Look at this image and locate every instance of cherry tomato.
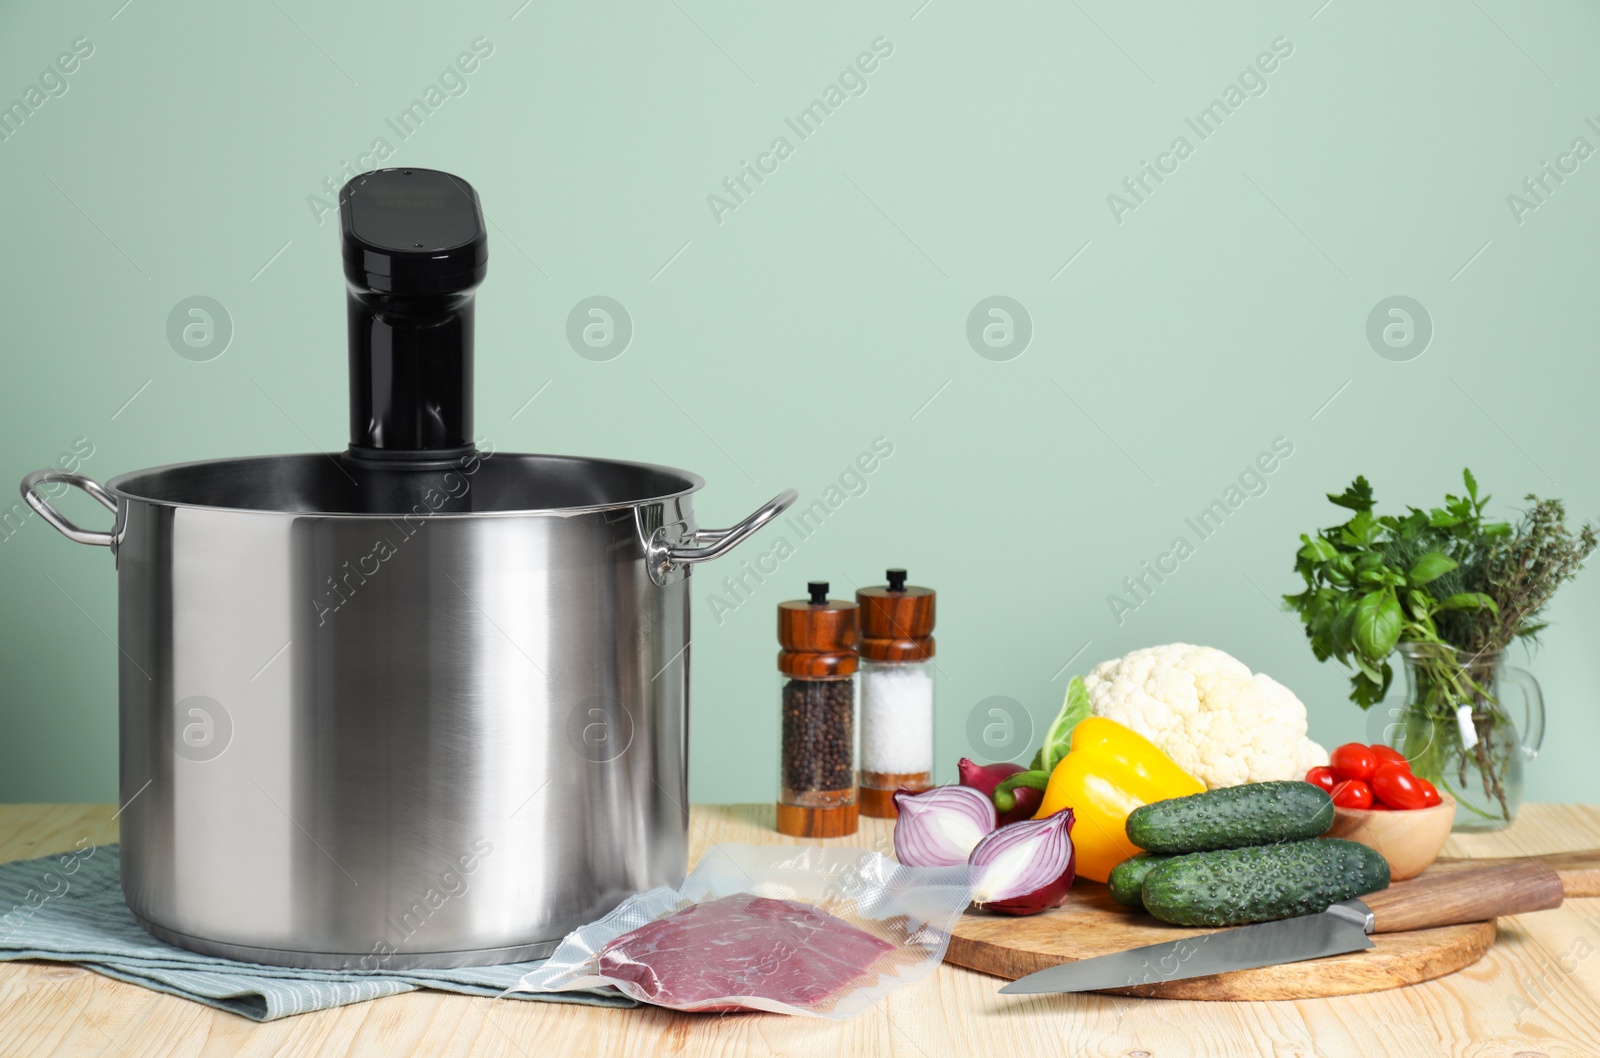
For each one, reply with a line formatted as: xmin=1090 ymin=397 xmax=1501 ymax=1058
xmin=1304 ymin=766 xmax=1336 ymax=793
xmin=1330 ymin=743 xmax=1377 ymax=783
xmin=1331 ymin=778 xmax=1374 ymax=810
xmin=1370 ymin=745 xmax=1411 ymax=771
xmin=1368 ymin=800 xmax=1391 ymax=810
xmin=1416 ymin=776 xmax=1443 ymax=807
xmin=1370 ymin=763 xmax=1428 ymax=810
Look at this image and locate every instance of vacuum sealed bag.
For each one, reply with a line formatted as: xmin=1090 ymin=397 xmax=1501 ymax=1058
xmin=509 ymin=843 xmax=975 ymax=1018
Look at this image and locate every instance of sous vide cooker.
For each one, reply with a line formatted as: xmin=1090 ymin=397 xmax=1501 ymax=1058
xmin=20 ymin=168 xmax=794 ymax=968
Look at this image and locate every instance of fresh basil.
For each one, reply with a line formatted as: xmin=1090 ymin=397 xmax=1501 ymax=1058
xmin=1286 ymin=468 xmax=1593 ymax=709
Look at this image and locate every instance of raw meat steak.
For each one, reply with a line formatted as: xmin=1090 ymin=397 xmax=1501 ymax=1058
xmin=596 ymin=894 xmax=894 ymax=1009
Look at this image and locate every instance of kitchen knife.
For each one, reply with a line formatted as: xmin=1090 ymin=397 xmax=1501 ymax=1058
xmin=999 ymin=861 xmax=1564 ymax=995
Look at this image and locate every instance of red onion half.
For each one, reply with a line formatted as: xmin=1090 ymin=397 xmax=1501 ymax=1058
xmin=957 ymin=758 xmax=1043 ymax=826
xmin=892 ymin=785 xmax=997 ymax=868
xmin=968 ymin=807 xmax=1076 ymax=916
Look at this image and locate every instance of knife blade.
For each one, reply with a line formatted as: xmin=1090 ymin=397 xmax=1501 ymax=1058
xmin=998 ymin=900 xmax=1376 ymax=995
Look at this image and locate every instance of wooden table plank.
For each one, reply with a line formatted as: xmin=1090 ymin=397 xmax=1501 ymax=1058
xmin=1 ymin=803 xmax=1597 ymax=1057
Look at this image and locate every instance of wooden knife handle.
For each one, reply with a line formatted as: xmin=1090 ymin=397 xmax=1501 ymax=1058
xmin=1364 ymin=862 xmax=1564 ymax=933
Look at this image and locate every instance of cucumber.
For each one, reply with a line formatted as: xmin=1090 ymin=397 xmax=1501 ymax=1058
xmin=1125 ymin=780 xmax=1334 ymax=854
xmin=1108 ymin=853 xmax=1172 ymax=909
xmin=1140 ymin=838 xmax=1390 ymax=927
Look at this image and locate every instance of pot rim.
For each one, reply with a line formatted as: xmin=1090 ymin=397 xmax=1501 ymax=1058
xmin=104 ymin=451 xmax=707 ymax=518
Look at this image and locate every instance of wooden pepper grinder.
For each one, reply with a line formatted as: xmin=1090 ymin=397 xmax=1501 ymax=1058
xmin=776 ymin=581 xmax=859 ymax=838
xmin=856 ymin=569 xmax=936 ymax=818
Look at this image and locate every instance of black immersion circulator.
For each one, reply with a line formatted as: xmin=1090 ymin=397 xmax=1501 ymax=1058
xmin=340 ymin=167 xmax=488 ymax=465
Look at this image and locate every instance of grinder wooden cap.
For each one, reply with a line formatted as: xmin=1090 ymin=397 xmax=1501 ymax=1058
xmin=777 ymin=581 xmax=859 ymax=678
xmin=857 ymin=568 xmax=935 ymax=662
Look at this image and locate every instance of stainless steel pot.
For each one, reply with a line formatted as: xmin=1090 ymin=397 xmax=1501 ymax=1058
xmin=21 ymin=458 xmax=791 ymax=968
xmin=18 ymin=168 xmax=794 ymax=968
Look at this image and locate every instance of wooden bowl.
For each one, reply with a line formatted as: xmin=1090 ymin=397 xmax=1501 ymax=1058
xmin=1324 ymin=795 xmax=1456 ymax=881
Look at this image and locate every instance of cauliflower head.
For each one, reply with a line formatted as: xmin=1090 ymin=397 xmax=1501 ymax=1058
xmin=1081 ymin=643 xmax=1327 ymax=788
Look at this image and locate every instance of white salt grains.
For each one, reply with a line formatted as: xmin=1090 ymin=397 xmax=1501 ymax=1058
xmin=860 ymin=662 xmax=934 ymax=776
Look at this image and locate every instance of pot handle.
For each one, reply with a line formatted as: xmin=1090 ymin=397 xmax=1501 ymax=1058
xmin=19 ymin=470 xmax=118 ymax=547
xmin=652 ymin=488 xmax=797 ymax=575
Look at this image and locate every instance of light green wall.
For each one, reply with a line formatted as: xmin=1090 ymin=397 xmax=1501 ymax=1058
xmin=3 ymin=1 xmax=1598 ymax=806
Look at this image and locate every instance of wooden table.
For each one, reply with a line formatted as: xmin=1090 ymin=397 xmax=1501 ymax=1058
xmin=2 ymin=803 xmax=1599 ymax=1057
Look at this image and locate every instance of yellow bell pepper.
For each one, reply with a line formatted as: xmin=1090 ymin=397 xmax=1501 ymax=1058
xmin=1033 ymin=717 xmax=1205 ymax=883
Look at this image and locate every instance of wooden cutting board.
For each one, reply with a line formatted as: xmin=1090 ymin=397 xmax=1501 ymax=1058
xmin=945 ymin=851 xmax=1600 ymax=1001
xmin=1432 ymin=849 xmax=1600 ymax=896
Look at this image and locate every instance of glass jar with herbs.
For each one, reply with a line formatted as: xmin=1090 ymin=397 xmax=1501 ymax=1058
xmin=1393 ymin=641 xmax=1544 ymax=829
xmin=1286 ymin=469 xmax=1593 ymax=831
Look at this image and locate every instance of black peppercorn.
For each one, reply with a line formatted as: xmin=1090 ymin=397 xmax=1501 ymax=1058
xmin=781 ymin=678 xmax=855 ymax=794
xmin=776 ymin=583 xmax=860 ymax=835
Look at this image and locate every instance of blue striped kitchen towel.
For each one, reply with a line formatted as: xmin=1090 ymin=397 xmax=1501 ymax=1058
xmin=0 ymin=844 xmax=634 ymax=1021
